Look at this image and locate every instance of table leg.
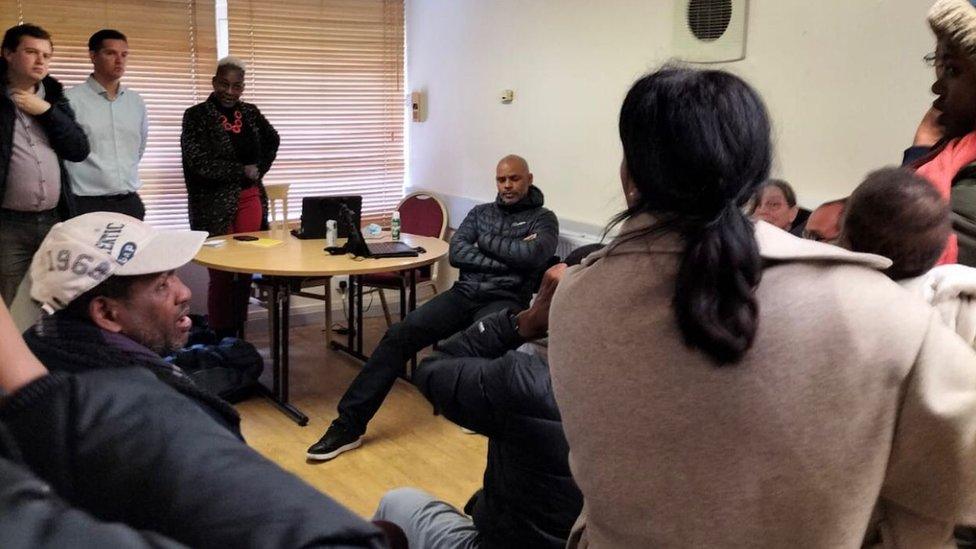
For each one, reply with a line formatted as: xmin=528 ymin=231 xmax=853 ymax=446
xmin=330 ymin=274 xmax=368 ymax=361
xmin=270 ymin=282 xmax=280 ymax=397
xmin=408 ymin=268 xmax=418 ymax=311
xmin=399 ymin=278 xmax=407 ymax=322
xmin=234 ymin=272 xmax=247 ymax=340
xmin=254 ymin=385 xmax=308 ymax=426
xmin=257 ymin=277 xmax=308 ymax=426
xmin=281 ymin=282 xmax=291 ymax=403
xmin=356 ymin=275 xmax=364 ymax=355
xmin=408 ymin=269 xmax=418 ymax=377
xmin=329 ymin=268 xmax=422 ymax=366
xmin=323 ymin=276 xmax=332 ymax=348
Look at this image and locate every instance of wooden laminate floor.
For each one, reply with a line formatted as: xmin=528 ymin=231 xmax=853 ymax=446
xmin=237 ymin=313 xmax=488 ymax=518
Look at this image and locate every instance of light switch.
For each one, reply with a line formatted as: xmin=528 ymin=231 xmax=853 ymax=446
xmin=411 ymin=91 xmax=427 ymax=122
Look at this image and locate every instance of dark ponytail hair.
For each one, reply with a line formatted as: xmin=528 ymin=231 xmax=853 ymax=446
xmin=614 ymin=66 xmax=772 ymax=364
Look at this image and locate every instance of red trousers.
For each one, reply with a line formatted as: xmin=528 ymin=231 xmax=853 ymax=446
xmin=208 ymin=187 xmax=263 ymax=332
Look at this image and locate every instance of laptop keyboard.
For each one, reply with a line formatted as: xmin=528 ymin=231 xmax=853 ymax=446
xmin=367 ymin=242 xmax=414 ymax=254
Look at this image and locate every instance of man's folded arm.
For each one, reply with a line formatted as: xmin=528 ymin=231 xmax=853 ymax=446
xmin=477 ymin=210 xmax=559 ymax=270
xmin=449 ymin=209 xmax=511 ymax=273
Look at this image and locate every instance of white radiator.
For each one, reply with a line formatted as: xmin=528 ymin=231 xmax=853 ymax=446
xmin=555 ymin=229 xmax=604 ymax=259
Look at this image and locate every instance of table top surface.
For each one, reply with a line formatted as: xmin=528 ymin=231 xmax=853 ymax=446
xmin=193 ymin=230 xmax=449 ymax=276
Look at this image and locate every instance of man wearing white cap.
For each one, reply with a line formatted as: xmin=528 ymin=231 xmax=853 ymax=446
xmin=21 ymin=211 xmax=240 ymax=433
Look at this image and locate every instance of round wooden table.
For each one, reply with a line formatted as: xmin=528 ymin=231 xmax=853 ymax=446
xmin=194 ymin=231 xmax=448 ymax=277
xmin=194 ymin=231 xmax=449 ymax=425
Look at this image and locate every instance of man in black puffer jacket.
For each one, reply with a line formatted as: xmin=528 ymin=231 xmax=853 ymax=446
xmin=373 ymin=246 xmax=602 ymax=549
xmin=309 ymin=154 xmax=559 ymax=461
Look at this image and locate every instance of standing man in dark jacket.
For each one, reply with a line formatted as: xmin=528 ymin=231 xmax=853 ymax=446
xmin=0 ymin=24 xmax=90 ymax=305
xmin=308 ymin=154 xmax=559 ymax=460
xmin=373 ymin=247 xmax=600 ymax=549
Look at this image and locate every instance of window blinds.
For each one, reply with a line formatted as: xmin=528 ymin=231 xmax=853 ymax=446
xmin=227 ymin=0 xmax=405 ymax=223
xmin=1 ymin=0 xmax=217 ymax=229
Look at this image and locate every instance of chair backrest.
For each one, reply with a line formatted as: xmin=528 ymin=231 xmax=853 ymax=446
xmin=265 ymin=184 xmax=290 ymax=225
xmin=397 ymin=192 xmax=447 ymax=239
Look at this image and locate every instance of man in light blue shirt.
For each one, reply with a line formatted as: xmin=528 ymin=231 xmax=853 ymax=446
xmin=65 ymin=29 xmax=148 ymax=219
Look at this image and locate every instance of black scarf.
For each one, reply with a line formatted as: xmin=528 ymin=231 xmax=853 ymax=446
xmin=24 ymin=314 xmax=242 ymax=438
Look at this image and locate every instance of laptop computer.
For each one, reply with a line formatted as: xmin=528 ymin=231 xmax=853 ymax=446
xmin=292 ymin=195 xmax=362 ymax=239
xmin=338 ymin=204 xmax=419 ymax=258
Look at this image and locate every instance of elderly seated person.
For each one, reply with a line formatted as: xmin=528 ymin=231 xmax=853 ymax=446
xmin=750 ymin=179 xmax=805 ymax=235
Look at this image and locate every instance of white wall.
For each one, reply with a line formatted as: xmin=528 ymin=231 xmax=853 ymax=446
xmin=406 ymin=0 xmax=937 ymax=229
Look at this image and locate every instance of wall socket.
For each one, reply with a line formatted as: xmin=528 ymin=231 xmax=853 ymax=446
xmin=337 ymin=280 xmax=348 ymax=294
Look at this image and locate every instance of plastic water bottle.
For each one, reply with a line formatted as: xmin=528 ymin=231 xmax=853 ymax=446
xmin=391 ymin=211 xmax=401 ymax=241
xmin=326 ymin=219 xmax=337 ymax=247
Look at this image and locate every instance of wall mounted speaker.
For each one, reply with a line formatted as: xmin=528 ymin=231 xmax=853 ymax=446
xmin=672 ymin=0 xmax=749 ymax=63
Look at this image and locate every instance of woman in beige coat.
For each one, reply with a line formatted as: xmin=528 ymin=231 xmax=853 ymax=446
xmin=548 ymin=67 xmax=976 ymax=548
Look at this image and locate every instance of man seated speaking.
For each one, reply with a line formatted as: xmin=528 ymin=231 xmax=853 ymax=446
xmin=308 ymin=154 xmax=560 ymax=460
xmin=22 ymin=211 xmax=241 ymax=434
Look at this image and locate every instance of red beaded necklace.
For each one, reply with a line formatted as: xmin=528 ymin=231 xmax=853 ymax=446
xmin=218 ymin=110 xmax=243 ymax=134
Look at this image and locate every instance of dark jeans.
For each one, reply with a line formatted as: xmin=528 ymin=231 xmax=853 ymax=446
xmin=0 ymin=208 xmax=58 ymax=306
xmin=335 ymin=285 xmax=524 ymax=436
xmin=73 ymin=193 xmax=145 ymax=220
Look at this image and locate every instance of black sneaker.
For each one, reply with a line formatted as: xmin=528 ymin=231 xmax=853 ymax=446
xmin=307 ymin=423 xmax=362 ymax=461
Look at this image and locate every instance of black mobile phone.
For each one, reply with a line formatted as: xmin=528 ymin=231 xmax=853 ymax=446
xmin=324 ymin=246 xmax=346 ymax=255
xmin=233 ymin=235 xmax=259 ymax=241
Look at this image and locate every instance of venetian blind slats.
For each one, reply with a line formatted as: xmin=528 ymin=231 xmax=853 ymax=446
xmin=227 ymin=0 xmax=405 ymax=223
xmin=1 ymin=0 xmax=217 ymax=229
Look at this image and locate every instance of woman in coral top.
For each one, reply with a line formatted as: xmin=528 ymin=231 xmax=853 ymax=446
xmin=910 ymin=0 xmax=976 ymax=266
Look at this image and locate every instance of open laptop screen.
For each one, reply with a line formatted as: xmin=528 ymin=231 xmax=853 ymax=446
xmin=294 ymin=195 xmax=362 ymax=239
xmin=338 ymin=204 xmax=418 ymax=258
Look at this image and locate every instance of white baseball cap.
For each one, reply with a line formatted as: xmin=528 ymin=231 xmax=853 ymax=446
xmin=30 ymin=212 xmax=207 ymax=313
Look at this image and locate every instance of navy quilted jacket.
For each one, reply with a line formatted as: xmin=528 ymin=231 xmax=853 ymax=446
xmin=449 ymin=185 xmax=559 ymax=303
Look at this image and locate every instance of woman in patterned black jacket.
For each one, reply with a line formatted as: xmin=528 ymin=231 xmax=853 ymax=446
xmin=180 ymin=56 xmax=279 ymax=338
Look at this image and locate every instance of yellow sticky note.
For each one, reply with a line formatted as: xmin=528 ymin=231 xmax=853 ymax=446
xmin=241 ymin=238 xmax=282 ymax=248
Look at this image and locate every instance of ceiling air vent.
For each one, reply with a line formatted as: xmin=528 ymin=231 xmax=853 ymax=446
xmin=688 ymin=0 xmax=732 ymax=41
xmin=673 ymin=0 xmax=748 ymax=63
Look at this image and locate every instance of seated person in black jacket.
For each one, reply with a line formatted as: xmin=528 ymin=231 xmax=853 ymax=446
xmin=372 ymin=245 xmax=603 ymax=549
xmin=308 ymin=155 xmax=560 ymax=460
xmin=21 ymin=211 xmax=241 ymax=435
xmin=0 ymin=298 xmax=386 ymax=549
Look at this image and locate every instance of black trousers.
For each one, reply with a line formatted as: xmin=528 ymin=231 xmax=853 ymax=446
xmin=335 ymin=285 xmax=524 ymax=436
xmin=73 ymin=193 xmax=145 ymax=220
xmin=0 ymin=208 xmax=58 ymax=305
